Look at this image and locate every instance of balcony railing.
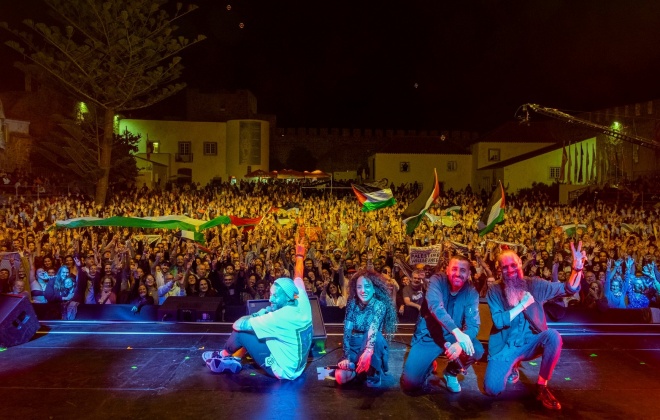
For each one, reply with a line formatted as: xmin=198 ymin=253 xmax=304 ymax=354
xmin=175 ymin=153 xmax=193 ymax=163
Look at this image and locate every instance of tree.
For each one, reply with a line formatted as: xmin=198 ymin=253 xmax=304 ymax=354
xmin=1 ymin=0 xmax=205 ymax=204
xmin=39 ymin=106 xmax=140 ymax=194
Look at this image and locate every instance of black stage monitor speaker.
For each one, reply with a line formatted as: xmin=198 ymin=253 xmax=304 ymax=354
xmin=0 ymin=295 xmax=40 ymax=347
xmin=308 ymin=296 xmax=327 ymax=340
xmin=246 ymin=299 xmax=270 ymax=315
xmin=157 ymin=297 xmax=223 ymax=322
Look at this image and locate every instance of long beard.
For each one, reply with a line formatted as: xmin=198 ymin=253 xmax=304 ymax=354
xmin=504 ymin=276 xmax=528 ymax=308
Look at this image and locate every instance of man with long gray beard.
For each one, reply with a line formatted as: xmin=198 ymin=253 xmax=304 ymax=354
xmin=483 ymin=242 xmax=586 ymax=410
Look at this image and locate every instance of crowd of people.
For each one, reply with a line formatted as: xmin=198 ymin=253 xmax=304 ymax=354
xmin=0 ymin=174 xmax=659 ymax=323
xmin=2 ymin=172 xmax=660 ymax=409
xmin=0 ymin=169 xmax=71 ymax=197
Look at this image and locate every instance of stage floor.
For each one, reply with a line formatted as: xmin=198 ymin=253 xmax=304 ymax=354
xmin=1 ymin=322 xmax=659 ymax=420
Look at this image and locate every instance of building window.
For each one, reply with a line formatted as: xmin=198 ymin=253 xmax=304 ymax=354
xmin=549 ymin=166 xmax=561 ymax=179
xmin=400 ymin=162 xmax=410 ymax=172
xmin=447 ymin=161 xmax=457 ymax=171
xmin=488 ymin=148 xmax=500 ymax=162
xmin=176 ymin=141 xmax=193 ymax=162
xmin=178 ymin=141 xmax=191 ymax=155
xmin=204 ymin=142 xmax=217 ymax=156
xmin=152 ymin=142 xmax=159 ymax=153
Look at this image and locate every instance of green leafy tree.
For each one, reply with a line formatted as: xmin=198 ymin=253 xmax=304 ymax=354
xmin=1 ymin=0 xmax=205 ymax=204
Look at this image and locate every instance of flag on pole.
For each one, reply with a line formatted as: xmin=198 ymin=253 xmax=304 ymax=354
xmin=477 ymin=181 xmax=505 ymax=236
xmin=559 ymin=143 xmax=568 ymax=183
xmin=351 ymin=184 xmax=397 ymax=212
xmin=401 ymin=169 xmax=440 ymax=235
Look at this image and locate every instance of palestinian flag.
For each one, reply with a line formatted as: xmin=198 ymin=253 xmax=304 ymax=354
xmin=179 ymin=230 xmax=206 ymax=244
xmin=620 ymin=223 xmax=639 ymax=234
xmin=351 ymin=184 xmax=397 ymax=212
xmin=558 ymin=223 xmax=587 ymax=237
xmin=54 ymin=215 xmax=205 ymax=231
xmin=401 ymin=169 xmax=440 ymax=235
xmin=54 ymin=214 xmax=263 ymax=232
xmin=424 ymin=212 xmax=460 ymax=227
xmin=270 ymin=202 xmax=300 ymax=225
xmin=477 ymin=181 xmax=505 ymax=236
xmin=271 ymin=202 xmax=301 ymax=214
xmin=442 ymin=205 xmax=461 ymax=215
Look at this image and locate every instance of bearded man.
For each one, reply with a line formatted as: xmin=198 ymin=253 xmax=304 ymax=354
xmin=400 ymin=255 xmax=482 ymax=393
xmin=203 ymin=240 xmax=312 ymax=380
xmin=483 ymin=241 xmax=586 ymax=410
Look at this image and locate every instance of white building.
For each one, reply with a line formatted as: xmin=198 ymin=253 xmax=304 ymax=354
xmin=119 ymin=118 xmax=270 ymax=188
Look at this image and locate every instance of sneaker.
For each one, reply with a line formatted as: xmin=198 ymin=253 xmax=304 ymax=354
xmin=536 ymin=385 xmax=562 ymax=410
xmin=206 ymin=356 xmax=242 ymax=374
xmin=443 ymin=372 xmax=461 ymax=393
xmin=365 ymin=372 xmax=382 ymax=388
xmin=507 ymin=365 xmax=520 ymax=384
xmin=202 ymin=351 xmax=221 ymax=363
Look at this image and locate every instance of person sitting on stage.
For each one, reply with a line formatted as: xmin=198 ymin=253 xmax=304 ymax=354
xmin=400 ymin=255 xmax=483 ymax=393
xmin=334 ymin=269 xmax=398 ymax=387
xmin=482 ymin=241 xmax=585 ymax=410
xmin=203 ymin=238 xmax=312 ymax=380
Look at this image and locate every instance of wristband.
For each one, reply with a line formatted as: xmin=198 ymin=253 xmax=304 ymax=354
xmin=296 ymin=254 xmax=304 ymax=258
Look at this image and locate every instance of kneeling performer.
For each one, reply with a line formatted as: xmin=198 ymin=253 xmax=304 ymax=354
xmin=483 ymin=241 xmax=585 ymax=410
xmin=400 ymin=255 xmax=483 ymax=393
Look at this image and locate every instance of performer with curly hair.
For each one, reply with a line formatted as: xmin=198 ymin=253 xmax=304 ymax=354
xmin=334 ymin=268 xmax=398 ymax=387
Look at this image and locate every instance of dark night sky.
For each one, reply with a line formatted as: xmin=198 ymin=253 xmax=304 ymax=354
xmin=2 ymin=0 xmax=660 ymax=131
